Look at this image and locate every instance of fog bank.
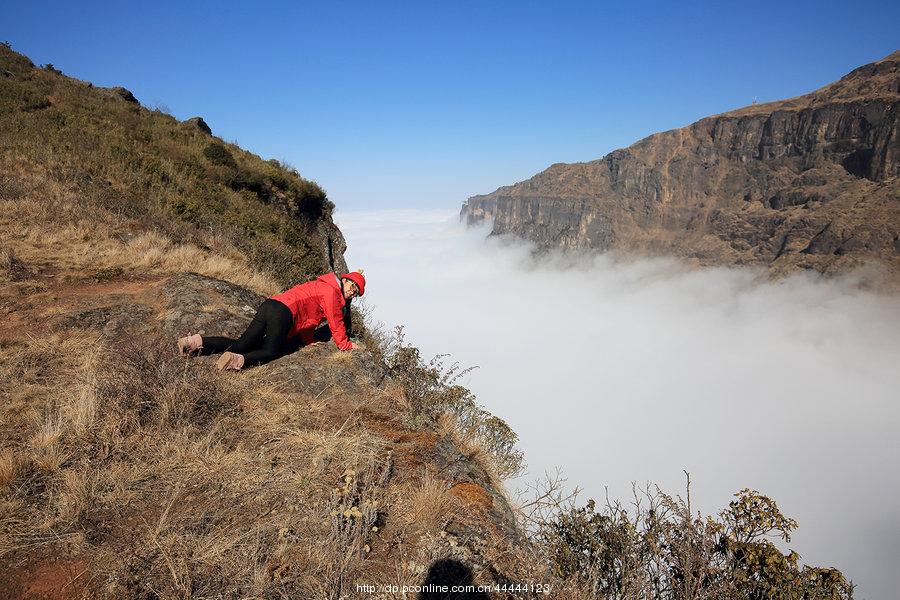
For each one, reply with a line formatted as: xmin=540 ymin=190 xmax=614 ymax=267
xmin=337 ymin=208 xmax=900 ymax=600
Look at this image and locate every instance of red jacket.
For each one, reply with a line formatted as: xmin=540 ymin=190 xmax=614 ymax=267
xmin=270 ymin=273 xmax=352 ymax=350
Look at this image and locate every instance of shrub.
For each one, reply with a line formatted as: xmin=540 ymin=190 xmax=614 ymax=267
xmin=327 ymin=453 xmax=392 ymax=562
xmin=296 ymin=178 xmax=329 ymax=220
xmin=20 ymin=93 xmax=50 ymax=112
xmin=537 ymin=481 xmax=854 ymax=599
xmin=202 ymin=142 xmax=237 ymax=168
xmin=227 ymin=168 xmax=267 ymax=197
xmin=167 ymin=195 xmax=202 ymax=222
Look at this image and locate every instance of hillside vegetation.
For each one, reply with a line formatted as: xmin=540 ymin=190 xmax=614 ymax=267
xmin=0 ymin=42 xmax=343 ymax=291
xmin=0 ymin=44 xmax=855 ymax=599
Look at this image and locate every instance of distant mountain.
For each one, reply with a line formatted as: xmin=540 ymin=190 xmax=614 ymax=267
xmin=462 ymin=51 xmax=900 ymax=284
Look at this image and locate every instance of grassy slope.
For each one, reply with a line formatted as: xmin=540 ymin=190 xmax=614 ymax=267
xmin=0 ymin=44 xmax=539 ymax=599
xmin=0 ymin=44 xmax=336 ymax=290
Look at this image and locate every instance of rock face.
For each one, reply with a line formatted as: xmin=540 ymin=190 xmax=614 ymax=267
xmin=183 ymin=116 xmax=212 ymax=135
xmin=100 ymin=86 xmax=139 ymax=104
xmin=318 ymin=218 xmax=350 ymax=273
xmin=462 ymin=51 xmax=900 ymax=282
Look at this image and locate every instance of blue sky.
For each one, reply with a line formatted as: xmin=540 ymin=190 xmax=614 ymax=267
xmin=3 ymin=1 xmax=898 ymax=210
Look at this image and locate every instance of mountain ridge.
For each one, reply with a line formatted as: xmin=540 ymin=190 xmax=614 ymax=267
xmin=462 ymin=50 xmax=900 ymax=286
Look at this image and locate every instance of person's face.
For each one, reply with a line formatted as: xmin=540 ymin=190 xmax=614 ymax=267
xmin=342 ymin=279 xmax=360 ymax=300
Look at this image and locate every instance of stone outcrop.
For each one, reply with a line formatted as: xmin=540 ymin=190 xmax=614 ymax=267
xmin=183 ymin=116 xmax=212 ymax=135
xmin=99 ymin=86 xmax=139 ymax=104
xmin=318 ymin=218 xmax=350 ymax=273
xmin=462 ymin=51 xmax=900 ymax=283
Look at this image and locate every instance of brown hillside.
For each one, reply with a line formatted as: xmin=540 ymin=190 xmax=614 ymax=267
xmin=0 ymin=257 xmax=525 ymax=598
xmin=0 ymin=43 xmax=529 ymax=598
xmin=0 ymin=43 xmax=347 ymax=289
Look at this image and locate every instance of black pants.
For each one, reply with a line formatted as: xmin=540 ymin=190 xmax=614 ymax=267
xmin=201 ymin=299 xmax=299 ymax=367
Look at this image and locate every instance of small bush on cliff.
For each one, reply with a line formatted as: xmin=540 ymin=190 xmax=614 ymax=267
xmin=371 ymin=325 xmax=524 ymax=479
xmin=532 ymin=478 xmax=854 ymax=600
xmin=202 ymin=141 xmax=237 ymax=168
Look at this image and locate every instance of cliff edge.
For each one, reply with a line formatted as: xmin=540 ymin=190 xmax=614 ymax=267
xmin=0 ymin=44 xmax=523 ymax=598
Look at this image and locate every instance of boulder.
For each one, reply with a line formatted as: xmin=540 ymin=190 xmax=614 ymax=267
xmin=183 ymin=116 xmax=212 ymax=135
xmin=100 ymin=86 xmax=139 ymax=104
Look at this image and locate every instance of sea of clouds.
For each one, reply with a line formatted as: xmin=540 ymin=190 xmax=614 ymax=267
xmin=336 ymin=208 xmax=900 ymax=600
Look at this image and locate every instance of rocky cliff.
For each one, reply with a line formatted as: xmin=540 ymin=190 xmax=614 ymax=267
xmin=462 ymin=51 xmax=900 ymax=283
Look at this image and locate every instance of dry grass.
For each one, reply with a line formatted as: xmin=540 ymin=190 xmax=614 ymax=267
xmin=31 ymin=414 xmax=63 ymax=450
xmin=393 ymin=471 xmax=462 ymax=540
xmin=0 ymin=194 xmax=279 ymax=295
xmin=0 ymin=247 xmax=466 ymax=597
xmin=31 ymin=443 xmax=69 ymax=475
xmin=0 ymin=332 xmax=99 ymax=447
xmin=0 ymin=450 xmax=18 ymax=489
xmin=0 ymin=326 xmax=416 ymax=597
xmin=63 ymin=376 xmax=98 ymax=441
xmin=120 ymin=231 xmax=279 ymax=294
xmin=0 ymin=324 xmax=524 ymax=597
xmin=54 ymin=469 xmax=98 ymax=524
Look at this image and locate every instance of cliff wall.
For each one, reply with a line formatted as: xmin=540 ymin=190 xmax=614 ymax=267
xmin=462 ymin=51 xmax=900 ymax=281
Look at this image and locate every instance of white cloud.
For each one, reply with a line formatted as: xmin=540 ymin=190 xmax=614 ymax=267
xmin=337 ymin=208 xmax=900 ymax=600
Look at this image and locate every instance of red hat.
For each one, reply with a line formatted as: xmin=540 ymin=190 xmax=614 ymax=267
xmin=341 ymin=271 xmax=366 ymax=296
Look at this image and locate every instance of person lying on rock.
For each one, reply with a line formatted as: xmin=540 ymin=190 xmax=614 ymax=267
xmin=176 ymin=270 xmax=366 ymax=371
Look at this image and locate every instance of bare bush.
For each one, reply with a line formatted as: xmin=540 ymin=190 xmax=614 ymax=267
xmin=315 ymin=450 xmax=393 ymax=598
xmin=531 ymin=474 xmax=854 ymax=600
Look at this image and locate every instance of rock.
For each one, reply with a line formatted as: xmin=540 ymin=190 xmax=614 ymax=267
xmin=319 ymin=220 xmax=349 ymax=273
xmin=183 ymin=116 xmax=212 ymax=135
xmin=159 ymin=272 xmax=264 ymax=338
xmin=100 ymin=86 xmax=139 ymax=104
xmin=433 ymin=435 xmax=521 ymax=545
xmin=461 ymin=50 xmax=900 ymax=284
